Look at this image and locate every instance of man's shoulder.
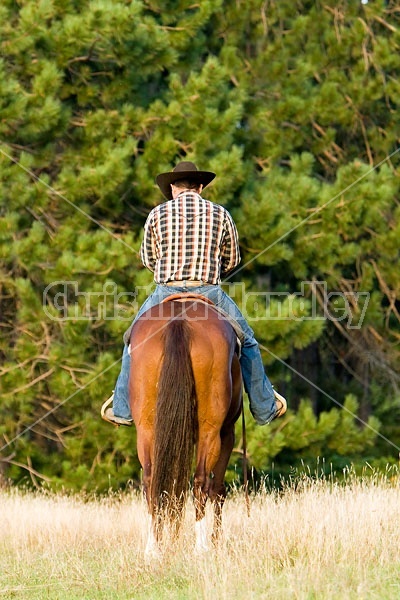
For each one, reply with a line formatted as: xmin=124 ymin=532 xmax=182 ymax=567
xmin=200 ymin=196 xmax=230 ymax=214
xmin=210 ymin=201 xmax=234 ymax=221
xmin=147 ymin=200 xmax=169 ymax=218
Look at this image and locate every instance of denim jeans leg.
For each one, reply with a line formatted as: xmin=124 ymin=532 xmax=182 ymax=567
xmin=112 ymin=344 xmax=132 ymax=419
xmin=239 ymin=338 xmax=276 ymax=425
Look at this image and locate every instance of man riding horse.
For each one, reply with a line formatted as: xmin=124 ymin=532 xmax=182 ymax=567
xmin=101 ymin=161 xmax=287 ymax=426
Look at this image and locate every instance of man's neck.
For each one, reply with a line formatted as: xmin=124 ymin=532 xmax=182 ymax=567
xmin=173 ymin=189 xmax=200 ymax=198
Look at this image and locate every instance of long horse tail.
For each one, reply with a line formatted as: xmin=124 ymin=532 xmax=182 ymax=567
xmin=151 ymin=311 xmax=197 ymax=526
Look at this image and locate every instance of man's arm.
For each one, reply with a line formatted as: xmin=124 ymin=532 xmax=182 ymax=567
xmin=140 ymin=213 xmax=157 ymax=272
xmin=220 ymin=211 xmax=241 ymax=277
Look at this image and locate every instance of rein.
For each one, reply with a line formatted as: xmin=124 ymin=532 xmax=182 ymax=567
xmin=241 ymin=402 xmax=251 ymax=517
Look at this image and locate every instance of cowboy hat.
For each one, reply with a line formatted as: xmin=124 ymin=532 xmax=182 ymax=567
xmin=156 ymin=161 xmax=216 ymax=199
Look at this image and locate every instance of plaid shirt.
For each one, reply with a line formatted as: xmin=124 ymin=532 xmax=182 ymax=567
xmin=140 ymin=191 xmax=240 ymax=284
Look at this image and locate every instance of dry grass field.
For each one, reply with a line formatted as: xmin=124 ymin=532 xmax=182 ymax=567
xmin=1 ymin=472 xmax=400 ymax=599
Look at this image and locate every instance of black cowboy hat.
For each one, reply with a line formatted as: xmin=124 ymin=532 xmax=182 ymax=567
xmin=155 ymin=161 xmax=216 ymax=200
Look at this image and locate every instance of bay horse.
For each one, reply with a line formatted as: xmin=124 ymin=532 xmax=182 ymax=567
xmin=128 ymin=295 xmax=242 ymax=556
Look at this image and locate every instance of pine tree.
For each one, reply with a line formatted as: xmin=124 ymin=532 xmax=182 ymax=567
xmin=1 ymin=0 xmax=399 ymax=490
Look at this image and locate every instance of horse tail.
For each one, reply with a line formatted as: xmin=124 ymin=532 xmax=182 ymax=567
xmin=151 ymin=312 xmax=197 ymax=524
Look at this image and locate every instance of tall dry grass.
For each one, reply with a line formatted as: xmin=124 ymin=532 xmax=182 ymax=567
xmin=1 ymin=471 xmax=400 ymax=599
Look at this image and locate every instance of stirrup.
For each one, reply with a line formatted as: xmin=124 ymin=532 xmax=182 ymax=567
xmin=273 ymin=390 xmax=287 ymax=419
xmin=101 ymin=394 xmax=114 ymax=419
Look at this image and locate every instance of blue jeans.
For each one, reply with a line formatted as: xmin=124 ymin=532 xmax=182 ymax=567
xmin=113 ymin=284 xmax=276 ymax=425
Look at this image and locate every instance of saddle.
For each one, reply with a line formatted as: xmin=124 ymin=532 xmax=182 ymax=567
xmin=123 ymin=293 xmax=244 ymax=351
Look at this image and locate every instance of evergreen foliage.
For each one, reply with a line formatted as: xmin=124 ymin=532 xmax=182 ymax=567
xmin=0 ymin=0 xmax=399 ymax=491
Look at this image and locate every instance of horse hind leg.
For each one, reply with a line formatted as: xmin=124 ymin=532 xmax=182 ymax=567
xmin=208 ymin=428 xmax=235 ymax=544
xmin=193 ymin=459 xmax=209 ymax=553
xmin=143 ymin=475 xmax=161 ymax=560
xmin=196 ymin=474 xmax=225 ymax=549
xmin=139 ymin=442 xmax=163 ymax=560
xmin=145 ymin=481 xmax=181 ymax=559
xmin=194 ymin=447 xmax=220 ymax=554
xmin=145 ymin=516 xmax=160 ymax=560
xmin=145 ymin=498 xmax=165 ymax=560
xmin=193 ymin=430 xmax=224 ymax=553
xmin=194 ymin=500 xmax=209 ymax=554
